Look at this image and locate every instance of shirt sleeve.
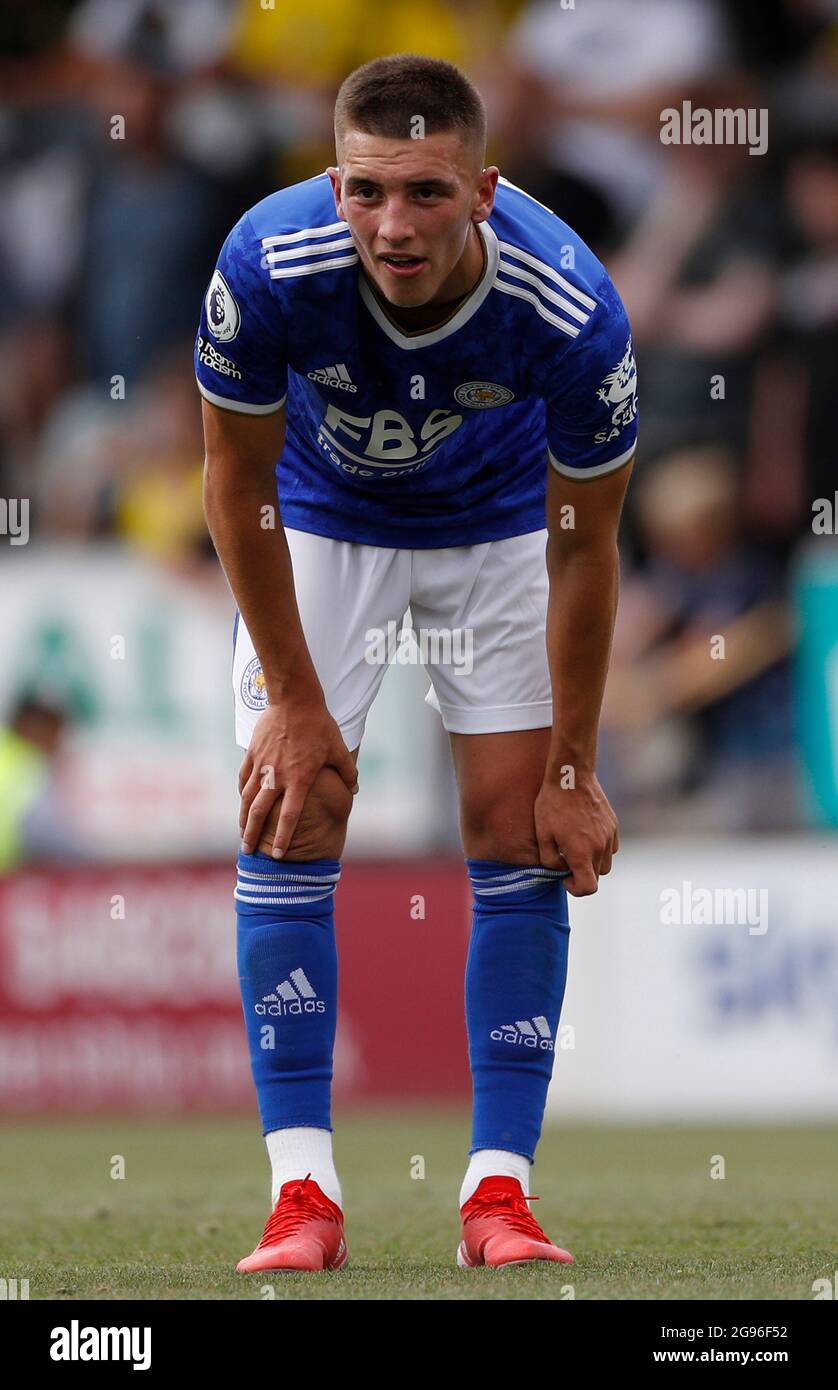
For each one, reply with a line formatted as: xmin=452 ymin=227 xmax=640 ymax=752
xmin=544 ymin=274 xmax=638 ymax=478
xmin=194 ymin=210 xmax=288 ymax=415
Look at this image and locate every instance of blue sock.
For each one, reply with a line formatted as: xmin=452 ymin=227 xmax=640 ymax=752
xmin=465 ymin=860 xmax=571 ymax=1162
xmin=235 ymin=852 xmax=341 ymax=1135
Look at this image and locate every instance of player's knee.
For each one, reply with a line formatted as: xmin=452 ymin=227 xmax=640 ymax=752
xmin=460 ymin=795 xmax=541 ymax=866
xmin=258 ymin=767 xmax=353 ymax=861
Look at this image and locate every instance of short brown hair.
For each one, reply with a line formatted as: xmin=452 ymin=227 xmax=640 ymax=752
xmin=334 ymin=53 xmax=486 ymax=164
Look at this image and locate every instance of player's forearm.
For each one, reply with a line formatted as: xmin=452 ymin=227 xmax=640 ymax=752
xmin=544 ymin=540 xmax=619 ymax=778
xmin=203 ymin=466 xmax=322 ymax=705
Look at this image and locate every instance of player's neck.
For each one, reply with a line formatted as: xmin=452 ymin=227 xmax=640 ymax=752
xmin=368 ymin=224 xmax=487 ymax=335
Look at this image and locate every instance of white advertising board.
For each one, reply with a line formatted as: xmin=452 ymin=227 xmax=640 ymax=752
xmin=0 ymin=547 xmax=442 ymax=857
xmin=549 ymin=838 xmax=838 ymax=1120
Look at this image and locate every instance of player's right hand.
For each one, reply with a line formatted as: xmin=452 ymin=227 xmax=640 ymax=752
xmin=238 ymin=697 xmax=358 ymax=858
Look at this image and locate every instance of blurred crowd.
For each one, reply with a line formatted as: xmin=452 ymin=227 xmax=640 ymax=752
xmin=2 ymin=0 xmax=837 ymax=835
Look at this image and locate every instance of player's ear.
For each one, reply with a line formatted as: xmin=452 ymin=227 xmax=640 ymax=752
xmin=326 ymin=166 xmax=343 ymax=214
xmin=472 ymin=166 xmax=498 ymax=223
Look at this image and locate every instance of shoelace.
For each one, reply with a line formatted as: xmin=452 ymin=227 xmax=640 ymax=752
xmin=463 ymin=1190 xmax=551 ymax=1241
xmin=256 ymin=1173 xmax=339 ymax=1248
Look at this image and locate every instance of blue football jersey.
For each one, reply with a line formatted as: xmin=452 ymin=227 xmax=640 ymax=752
xmin=195 ymin=173 xmax=637 ymax=547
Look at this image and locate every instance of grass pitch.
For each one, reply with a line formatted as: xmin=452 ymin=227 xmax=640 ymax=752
xmin=1 ymin=1111 xmax=835 ymax=1300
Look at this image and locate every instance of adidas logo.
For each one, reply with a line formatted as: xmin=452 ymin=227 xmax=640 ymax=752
xmin=307 ymin=362 xmax=357 ymax=392
xmin=491 ymin=1017 xmax=554 ymax=1050
xmin=255 ymin=968 xmax=326 ymax=1017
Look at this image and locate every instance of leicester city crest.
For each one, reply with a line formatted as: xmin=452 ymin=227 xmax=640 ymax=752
xmin=240 ymin=656 xmax=268 ymax=711
xmin=454 ymin=381 xmax=515 ymax=408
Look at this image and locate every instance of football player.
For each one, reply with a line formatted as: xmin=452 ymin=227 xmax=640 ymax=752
xmin=197 ymin=53 xmax=636 ymax=1272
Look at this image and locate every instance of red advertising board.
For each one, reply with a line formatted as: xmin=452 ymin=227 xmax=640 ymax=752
xmin=0 ymin=861 xmax=471 ymax=1112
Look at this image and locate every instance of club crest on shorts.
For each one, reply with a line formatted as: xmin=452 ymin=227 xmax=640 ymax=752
xmin=240 ymin=656 xmax=268 ymax=711
xmin=205 ymin=269 xmax=241 ymax=343
xmin=454 ymin=381 xmax=515 ymax=408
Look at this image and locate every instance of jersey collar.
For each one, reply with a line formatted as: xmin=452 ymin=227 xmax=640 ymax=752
xmin=357 ymin=220 xmax=499 ymax=351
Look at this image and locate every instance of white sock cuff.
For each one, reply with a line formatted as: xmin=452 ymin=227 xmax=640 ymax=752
xmin=265 ymin=1125 xmax=342 ymax=1210
xmin=460 ymin=1147 xmax=532 ymax=1207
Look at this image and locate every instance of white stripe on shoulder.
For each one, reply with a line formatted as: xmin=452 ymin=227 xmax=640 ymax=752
xmin=498 ymin=241 xmax=597 ymax=312
xmin=497 ymin=174 xmax=560 ymax=219
xmin=497 ymin=258 xmax=589 ymax=325
xmin=261 ymin=220 xmax=348 ymax=247
xmin=265 ymin=236 xmax=355 ymax=264
xmin=493 ymin=278 xmax=580 ymax=337
xmin=197 ymin=380 xmax=287 ymax=414
xmin=268 ymin=253 xmax=358 ymax=280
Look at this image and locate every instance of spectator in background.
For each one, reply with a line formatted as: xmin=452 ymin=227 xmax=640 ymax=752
xmin=603 ymin=445 xmax=796 ymax=832
xmin=604 ymin=120 xmax=781 ymax=467
xmin=781 ymin=137 xmax=838 ymax=509
xmin=744 ymin=136 xmax=838 ymax=541
xmin=31 ymin=342 xmax=216 ymax=566
xmin=0 ymin=0 xmax=251 ymax=498
xmin=112 ymin=348 xmax=216 ymax=573
xmin=495 ymin=0 xmax=734 ymax=249
xmin=0 ymin=695 xmax=89 ymax=872
xmin=224 ymin=0 xmax=522 ymax=182
xmin=69 ymin=59 xmax=228 ymax=387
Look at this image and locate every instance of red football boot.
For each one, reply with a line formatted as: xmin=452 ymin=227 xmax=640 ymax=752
xmin=457 ymin=1176 xmax=574 ymax=1268
xmin=236 ymin=1173 xmax=348 ymax=1273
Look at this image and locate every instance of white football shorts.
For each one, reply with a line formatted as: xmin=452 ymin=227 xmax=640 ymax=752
xmin=233 ymin=527 xmax=553 ymax=750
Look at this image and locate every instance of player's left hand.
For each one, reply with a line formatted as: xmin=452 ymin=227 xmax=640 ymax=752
xmin=533 ymin=770 xmax=619 ymax=896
